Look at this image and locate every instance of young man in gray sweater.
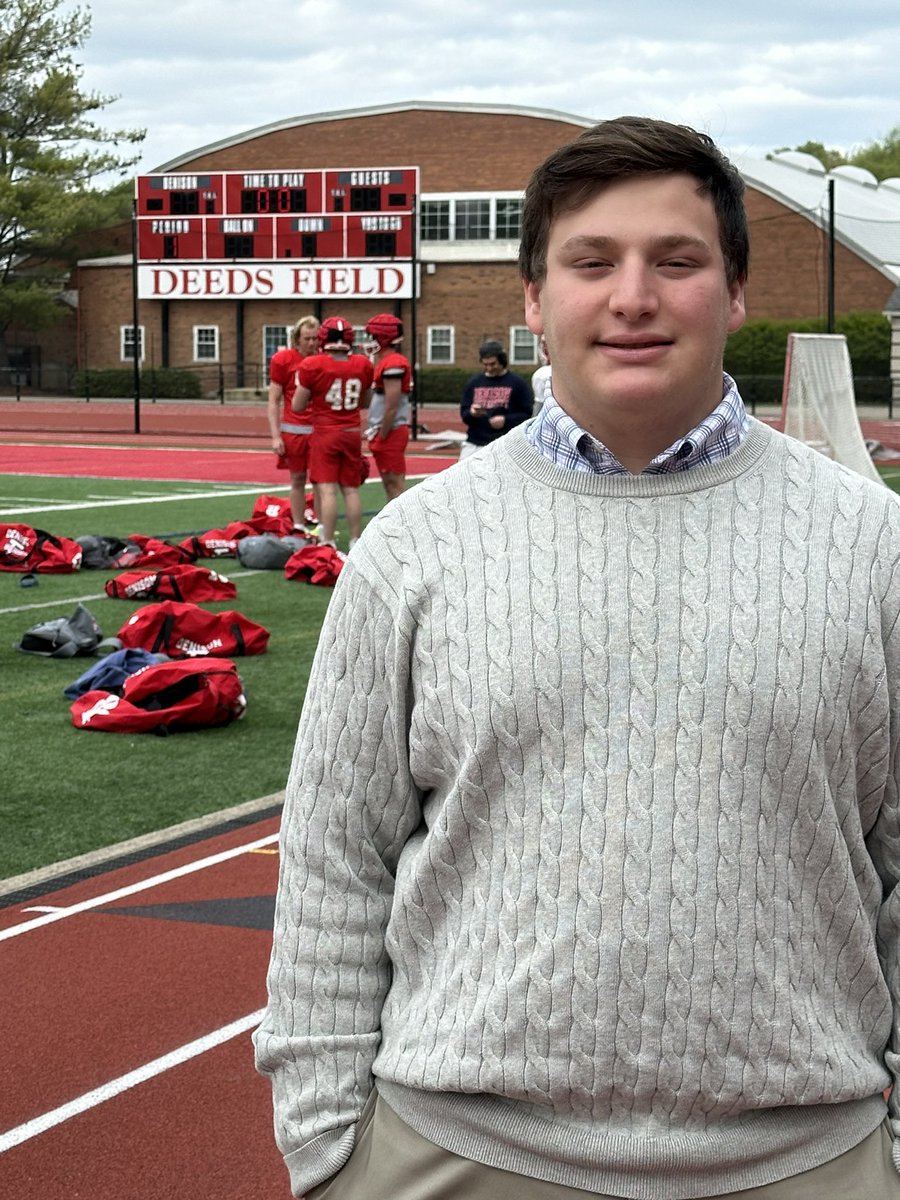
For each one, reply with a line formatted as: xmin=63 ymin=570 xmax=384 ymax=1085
xmin=255 ymin=117 xmax=900 ymax=1199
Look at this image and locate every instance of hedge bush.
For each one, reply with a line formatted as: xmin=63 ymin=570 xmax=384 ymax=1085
xmin=74 ymin=367 xmax=203 ymax=400
xmin=413 ymin=367 xmax=472 ymax=407
xmin=725 ymin=312 xmax=890 ymax=377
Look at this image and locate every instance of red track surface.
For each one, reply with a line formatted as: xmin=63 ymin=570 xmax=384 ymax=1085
xmin=0 ymin=815 xmax=287 ymax=1200
xmin=0 ymin=442 xmax=456 ymax=483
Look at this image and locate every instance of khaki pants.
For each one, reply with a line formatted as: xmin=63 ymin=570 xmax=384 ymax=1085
xmin=308 ymin=1092 xmax=899 ymax=1200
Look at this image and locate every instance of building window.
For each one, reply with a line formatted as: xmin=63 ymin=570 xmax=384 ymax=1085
xmin=510 ymin=326 xmax=538 ymax=366
xmin=193 ymin=326 xmax=219 ymax=362
xmin=120 ymin=325 xmax=144 ymax=362
xmin=496 ymin=199 xmax=522 ymax=240
xmin=455 ymin=199 xmax=491 ymax=241
xmin=420 ymin=200 xmax=450 ymax=241
xmin=263 ymin=326 xmax=289 ymax=382
xmin=427 ymin=326 xmax=455 ymax=365
xmin=420 ymin=196 xmax=522 ymax=243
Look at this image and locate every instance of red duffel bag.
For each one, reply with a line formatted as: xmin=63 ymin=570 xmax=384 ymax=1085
xmin=71 ymin=657 xmax=247 ymax=734
xmin=0 ymin=524 xmax=82 ymax=573
xmin=105 ymin=564 xmax=237 ymax=603
xmin=115 ymin=600 xmax=269 ymax=658
xmin=284 ymin=544 xmax=346 ymax=587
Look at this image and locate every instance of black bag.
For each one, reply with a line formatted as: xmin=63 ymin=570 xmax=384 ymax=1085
xmin=17 ymin=603 xmax=105 ymax=658
xmin=75 ymin=535 xmax=138 ymax=570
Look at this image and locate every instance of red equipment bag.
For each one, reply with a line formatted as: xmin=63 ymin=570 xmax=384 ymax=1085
xmin=0 ymin=524 xmax=83 ymax=573
xmin=284 ymin=544 xmax=346 ymax=587
xmin=116 ymin=534 xmax=195 ymax=568
xmin=252 ymin=491 xmax=317 ymax=526
xmin=178 ymin=522 xmax=260 ymax=559
xmin=248 ymin=495 xmax=295 ymax=535
xmin=105 ymin=564 xmax=237 ymax=603
xmin=116 ymin=600 xmax=269 ymax=658
xmin=71 ymin=657 xmax=246 ymax=735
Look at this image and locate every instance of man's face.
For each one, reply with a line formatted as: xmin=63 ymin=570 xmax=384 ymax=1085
xmin=524 ymin=173 xmax=745 ymax=436
xmin=480 ymin=356 xmax=505 ymax=377
xmin=298 ymin=327 xmax=318 ymax=356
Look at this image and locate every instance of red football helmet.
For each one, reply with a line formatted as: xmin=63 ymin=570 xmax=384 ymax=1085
xmin=317 ymin=316 xmax=356 ymax=351
xmin=365 ymin=313 xmax=404 ymax=350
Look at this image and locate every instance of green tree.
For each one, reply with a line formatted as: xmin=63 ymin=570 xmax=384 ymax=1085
xmin=849 ymin=127 xmax=900 ymax=181
xmin=773 ymin=131 xmax=900 ymax=181
xmin=0 ymin=0 xmax=144 ymax=334
xmin=792 ymin=140 xmax=848 ymax=171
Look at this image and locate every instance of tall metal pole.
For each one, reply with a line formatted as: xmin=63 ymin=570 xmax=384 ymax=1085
xmin=827 ymin=178 xmax=836 ymax=334
xmin=130 ymin=198 xmax=141 ymax=434
xmin=409 ymin=193 xmax=419 ymax=440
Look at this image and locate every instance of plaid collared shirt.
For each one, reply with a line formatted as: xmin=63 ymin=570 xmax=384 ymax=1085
xmin=524 ymin=374 xmax=749 ymax=475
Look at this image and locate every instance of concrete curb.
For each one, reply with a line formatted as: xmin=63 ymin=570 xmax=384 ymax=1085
xmin=0 ymin=791 xmax=284 ymax=899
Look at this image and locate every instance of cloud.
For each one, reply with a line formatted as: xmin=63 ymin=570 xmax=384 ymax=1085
xmin=75 ymin=0 xmax=900 ymax=172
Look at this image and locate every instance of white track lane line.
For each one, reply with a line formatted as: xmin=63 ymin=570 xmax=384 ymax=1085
xmin=0 ymin=1007 xmax=266 ymax=1152
xmin=0 ymin=831 xmax=279 ymax=942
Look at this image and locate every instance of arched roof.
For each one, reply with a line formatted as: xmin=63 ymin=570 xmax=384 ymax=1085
xmin=155 ymin=100 xmax=595 ymax=172
xmin=155 ymin=102 xmax=900 ymax=285
xmin=732 ymin=149 xmax=900 ymax=284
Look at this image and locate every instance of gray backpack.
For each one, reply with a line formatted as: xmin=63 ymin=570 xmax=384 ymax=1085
xmin=236 ymin=533 xmax=308 ymax=570
xmin=17 ymin=603 xmax=106 ymax=658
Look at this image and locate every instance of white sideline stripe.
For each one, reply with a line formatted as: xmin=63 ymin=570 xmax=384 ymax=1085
xmin=0 ymin=484 xmax=288 ymax=517
xmin=0 ymin=831 xmax=279 ymax=942
xmin=0 ymin=1007 xmax=266 ymax=1153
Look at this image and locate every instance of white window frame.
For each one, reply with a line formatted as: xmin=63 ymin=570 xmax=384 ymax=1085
xmin=427 ymin=325 xmax=455 ymax=365
xmin=262 ymin=325 xmax=290 ymax=387
xmin=420 ymin=193 xmax=523 ymax=243
xmin=120 ymin=325 xmax=145 ymax=363
xmin=509 ymin=326 xmax=539 ymax=366
xmin=193 ymin=325 xmax=220 ymax=362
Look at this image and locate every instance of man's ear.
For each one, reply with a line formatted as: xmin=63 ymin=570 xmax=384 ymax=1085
xmin=727 ymin=279 xmax=746 ymax=334
xmin=524 ymin=279 xmax=543 ymax=335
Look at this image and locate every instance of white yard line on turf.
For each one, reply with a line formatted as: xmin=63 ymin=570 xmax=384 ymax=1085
xmin=0 ymin=484 xmax=288 ymax=517
xmin=0 ymin=1007 xmax=266 ymax=1153
xmin=0 ymin=831 xmax=279 ymax=942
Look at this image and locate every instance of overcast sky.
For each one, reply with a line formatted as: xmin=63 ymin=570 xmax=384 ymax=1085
xmin=73 ymin=0 xmax=900 ymax=177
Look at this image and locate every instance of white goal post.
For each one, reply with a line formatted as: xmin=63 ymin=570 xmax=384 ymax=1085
xmin=780 ymin=333 xmax=883 ymax=485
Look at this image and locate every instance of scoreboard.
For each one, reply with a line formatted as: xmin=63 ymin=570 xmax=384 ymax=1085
xmin=135 ymin=167 xmax=418 ymax=264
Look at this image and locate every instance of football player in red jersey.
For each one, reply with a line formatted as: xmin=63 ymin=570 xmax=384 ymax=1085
xmin=294 ymin=317 xmax=374 ymax=549
xmin=364 ymin=313 xmax=412 ymax=502
xmin=267 ymin=315 xmax=319 ymax=529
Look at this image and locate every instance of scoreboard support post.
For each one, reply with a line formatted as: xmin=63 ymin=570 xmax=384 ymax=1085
xmin=130 ymin=200 xmax=141 ymax=434
xmin=409 ymin=194 xmax=420 ymax=441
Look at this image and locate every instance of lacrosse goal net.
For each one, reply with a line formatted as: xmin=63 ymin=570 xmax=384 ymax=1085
xmin=780 ymin=333 xmax=882 ymax=484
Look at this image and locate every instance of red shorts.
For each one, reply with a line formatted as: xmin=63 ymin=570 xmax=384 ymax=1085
xmin=369 ymin=425 xmax=409 ymax=477
xmin=277 ymin=431 xmax=311 ymax=475
xmin=309 ymin=427 xmax=364 ymax=488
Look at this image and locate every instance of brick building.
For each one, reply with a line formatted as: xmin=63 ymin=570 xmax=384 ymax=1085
xmin=16 ymin=103 xmax=900 ymax=393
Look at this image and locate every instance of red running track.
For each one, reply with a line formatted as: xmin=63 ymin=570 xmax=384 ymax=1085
xmin=0 ymin=442 xmax=457 ymax=484
xmin=0 ymin=814 xmax=290 ymax=1200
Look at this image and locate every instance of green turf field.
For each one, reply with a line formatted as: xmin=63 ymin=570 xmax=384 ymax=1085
xmin=4 ymin=466 xmax=900 ymax=882
xmin=0 ymin=475 xmax=389 ymax=880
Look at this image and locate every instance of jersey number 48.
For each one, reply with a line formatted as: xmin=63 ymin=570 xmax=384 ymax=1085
xmin=325 ymin=378 xmax=362 ymax=411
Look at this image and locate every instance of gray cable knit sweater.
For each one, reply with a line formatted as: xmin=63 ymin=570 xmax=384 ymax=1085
xmin=255 ymin=420 xmax=900 ymax=1198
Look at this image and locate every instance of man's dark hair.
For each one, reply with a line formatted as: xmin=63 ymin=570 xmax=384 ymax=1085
xmin=518 ymin=115 xmax=749 ymax=287
xmin=479 ymin=339 xmax=508 ymax=368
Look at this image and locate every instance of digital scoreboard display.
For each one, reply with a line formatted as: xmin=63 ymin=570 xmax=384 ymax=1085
xmin=135 ymin=167 xmax=418 ymax=262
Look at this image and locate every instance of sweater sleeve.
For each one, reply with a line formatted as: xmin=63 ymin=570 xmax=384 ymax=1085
xmin=865 ymin=504 xmax=900 ymax=1173
xmin=253 ymin=560 xmax=422 ymax=1197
